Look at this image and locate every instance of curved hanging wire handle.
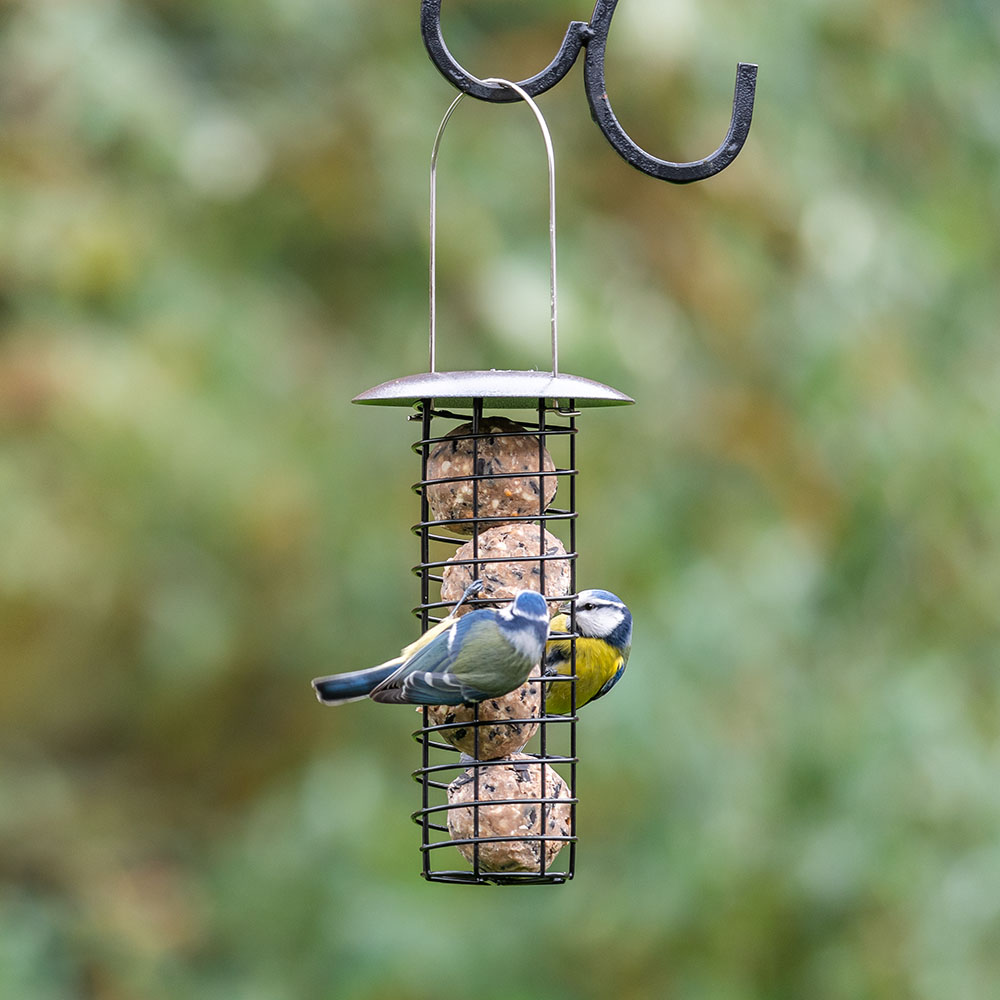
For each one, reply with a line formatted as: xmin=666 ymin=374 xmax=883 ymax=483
xmin=420 ymin=0 xmax=757 ymax=184
xmin=429 ymin=79 xmax=560 ymax=375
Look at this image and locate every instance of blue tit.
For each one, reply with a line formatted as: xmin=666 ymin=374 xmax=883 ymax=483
xmin=312 ymin=580 xmax=484 ymax=705
xmin=312 ymin=589 xmax=550 ymax=707
xmin=544 ymin=589 xmax=632 ymax=715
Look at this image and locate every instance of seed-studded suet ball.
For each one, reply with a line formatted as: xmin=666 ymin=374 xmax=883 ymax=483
xmin=447 ymin=753 xmax=572 ymax=872
xmin=426 ymin=417 xmax=557 ymax=536
xmin=425 ymin=679 xmax=542 ymax=759
xmin=441 ymin=523 xmax=571 ymax=613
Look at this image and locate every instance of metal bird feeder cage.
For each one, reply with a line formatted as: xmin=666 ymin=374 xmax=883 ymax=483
xmin=343 ymin=1 xmax=755 ymax=885
xmin=355 ymin=387 xmax=630 ymax=884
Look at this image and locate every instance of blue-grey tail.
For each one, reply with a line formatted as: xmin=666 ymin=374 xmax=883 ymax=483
xmin=312 ymin=660 xmax=400 ymax=706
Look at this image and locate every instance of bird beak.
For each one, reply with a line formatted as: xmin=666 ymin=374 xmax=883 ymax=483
xmin=555 ymin=599 xmax=572 ymax=616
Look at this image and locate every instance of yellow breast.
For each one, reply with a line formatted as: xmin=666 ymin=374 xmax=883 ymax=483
xmin=545 ymin=634 xmax=623 ymax=715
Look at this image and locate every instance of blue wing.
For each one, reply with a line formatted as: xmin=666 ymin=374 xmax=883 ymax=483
xmin=370 ymin=611 xmax=501 ymax=705
xmin=376 ymin=668 xmax=467 ymax=704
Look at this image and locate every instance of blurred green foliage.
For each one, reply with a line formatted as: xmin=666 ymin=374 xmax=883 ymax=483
xmin=3 ymin=0 xmax=1000 ymax=997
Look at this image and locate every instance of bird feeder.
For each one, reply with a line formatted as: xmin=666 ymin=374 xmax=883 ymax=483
xmin=343 ymin=1 xmax=756 ymax=885
xmin=355 ymin=385 xmax=630 ymax=884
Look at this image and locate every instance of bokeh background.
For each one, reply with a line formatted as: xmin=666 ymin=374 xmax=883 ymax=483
xmin=3 ymin=0 xmax=1000 ymax=996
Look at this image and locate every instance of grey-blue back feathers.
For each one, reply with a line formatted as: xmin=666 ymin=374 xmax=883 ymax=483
xmin=371 ymin=590 xmax=550 ymax=705
xmin=313 ymin=590 xmax=550 ymax=707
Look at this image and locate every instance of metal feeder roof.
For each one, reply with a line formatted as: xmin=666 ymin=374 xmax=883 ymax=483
xmin=353 ymin=370 xmax=634 ymax=409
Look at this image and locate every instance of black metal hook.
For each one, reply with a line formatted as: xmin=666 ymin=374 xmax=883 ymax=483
xmin=420 ymin=0 xmax=593 ymax=102
xmin=419 ymin=0 xmax=757 ymax=184
xmin=584 ymin=1 xmax=757 ymax=183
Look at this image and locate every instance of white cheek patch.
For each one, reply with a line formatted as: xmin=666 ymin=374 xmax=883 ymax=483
xmin=580 ymin=606 xmax=621 ymax=637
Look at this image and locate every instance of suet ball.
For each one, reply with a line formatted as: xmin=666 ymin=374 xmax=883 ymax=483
xmin=426 ymin=417 xmax=557 ymax=536
xmin=425 ymin=679 xmax=542 ymax=759
xmin=447 ymin=753 xmax=572 ymax=872
xmin=441 ymin=523 xmax=571 ymax=613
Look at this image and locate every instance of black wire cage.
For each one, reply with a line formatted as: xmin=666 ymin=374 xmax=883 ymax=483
xmin=354 ymin=374 xmax=632 ymax=884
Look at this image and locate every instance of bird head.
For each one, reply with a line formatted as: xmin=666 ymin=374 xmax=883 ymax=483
xmin=498 ymin=590 xmax=551 ymax=660
xmin=507 ymin=589 xmax=551 ymax=624
xmin=562 ymin=589 xmax=632 ymax=651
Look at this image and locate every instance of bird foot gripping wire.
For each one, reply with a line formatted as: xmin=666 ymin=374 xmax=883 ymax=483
xmin=420 ymin=0 xmax=757 ymax=184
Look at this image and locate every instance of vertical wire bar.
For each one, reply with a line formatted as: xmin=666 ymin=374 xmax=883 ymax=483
xmin=471 ymin=400 xmax=482 ymax=877
xmin=419 ymin=400 xmax=434 ymax=879
xmin=536 ymin=398 xmax=548 ymax=874
xmin=419 ymin=401 xmax=433 ymax=630
xmin=568 ymin=402 xmax=578 ymax=877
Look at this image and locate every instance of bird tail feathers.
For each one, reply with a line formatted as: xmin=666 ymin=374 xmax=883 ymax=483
xmin=312 ymin=659 xmax=401 ymax=706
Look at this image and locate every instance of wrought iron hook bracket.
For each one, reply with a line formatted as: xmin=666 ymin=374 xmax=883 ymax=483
xmin=420 ymin=0 xmax=757 ymax=184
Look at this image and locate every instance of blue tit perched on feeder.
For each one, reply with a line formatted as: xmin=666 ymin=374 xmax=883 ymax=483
xmin=312 ymin=580 xmax=482 ymax=704
xmin=313 ymin=589 xmax=550 ymax=707
xmin=544 ymin=590 xmax=632 ymax=715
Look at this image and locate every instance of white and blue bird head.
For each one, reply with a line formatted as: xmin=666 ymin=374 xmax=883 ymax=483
xmin=497 ymin=589 xmax=552 ymax=650
xmin=565 ymin=589 xmax=632 ymax=653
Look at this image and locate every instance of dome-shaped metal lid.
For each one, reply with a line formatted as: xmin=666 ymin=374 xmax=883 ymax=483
xmin=353 ymin=369 xmax=634 ymax=409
